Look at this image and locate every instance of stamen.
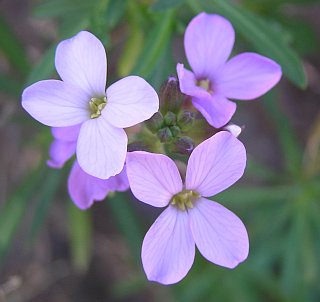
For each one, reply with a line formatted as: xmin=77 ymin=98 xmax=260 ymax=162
xmin=197 ymin=79 xmax=213 ymax=94
xmin=171 ymin=190 xmax=200 ymax=211
xmin=89 ymin=97 xmax=107 ymax=119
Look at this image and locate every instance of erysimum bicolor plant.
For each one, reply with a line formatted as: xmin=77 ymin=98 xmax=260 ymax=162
xmin=177 ymin=13 xmax=282 ymax=128
xmin=48 ymin=125 xmax=129 ymax=209
xmin=22 ymin=31 xmax=159 ymax=179
xmin=126 ymin=131 xmax=248 ymax=284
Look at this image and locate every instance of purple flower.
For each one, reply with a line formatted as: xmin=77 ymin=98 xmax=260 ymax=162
xmin=177 ymin=13 xmax=282 ymax=128
xmin=126 ymin=131 xmax=249 ymax=285
xmin=22 ymin=31 xmax=159 ymax=179
xmin=68 ymin=160 xmax=129 ymax=210
xmin=47 ymin=125 xmax=129 ymax=209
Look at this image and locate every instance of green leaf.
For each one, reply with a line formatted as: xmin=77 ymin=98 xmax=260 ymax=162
xmin=27 ymin=169 xmax=63 ymax=242
xmin=191 ymin=0 xmax=307 ymax=88
xmin=151 ymin=0 xmax=187 ymax=11
xmin=25 ymin=45 xmax=56 ymax=86
xmin=0 ymin=16 xmax=30 ymax=75
xmin=68 ymin=203 xmax=92 ymax=273
xmin=132 ymin=10 xmax=175 ymax=78
xmin=0 ymin=167 xmax=46 ymax=265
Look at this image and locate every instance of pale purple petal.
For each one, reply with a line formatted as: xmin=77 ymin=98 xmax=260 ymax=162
xmin=223 ymin=124 xmax=242 ymax=137
xmin=68 ymin=160 xmax=111 ymax=210
xmin=176 ymin=63 xmax=211 ymax=100
xmin=184 ymin=13 xmax=235 ymax=78
xmin=102 ymin=165 xmax=130 ymax=193
xmin=22 ymin=80 xmax=89 ymax=127
xmin=51 ymin=124 xmax=81 ymax=142
xmin=55 ymin=31 xmax=107 ymax=97
xmin=142 ymin=206 xmax=195 ymax=285
xmin=192 ymin=95 xmax=236 ymax=128
xmin=126 ymin=151 xmax=183 ymax=208
xmin=103 ymin=76 xmax=159 ymax=128
xmin=77 ymin=117 xmax=127 ymax=179
xmin=189 ymin=197 xmax=249 ymax=268
xmin=47 ymin=139 xmax=76 ymax=168
xmin=215 ymin=53 xmax=282 ymax=100
xmin=186 ymin=131 xmax=246 ymax=197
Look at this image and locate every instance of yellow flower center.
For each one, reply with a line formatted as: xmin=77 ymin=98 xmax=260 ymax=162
xmin=197 ymin=79 xmax=213 ymax=94
xmin=170 ymin=190 xmax=200 ymax=211
xmin=89 ymin=96 xmax=107 ymax=119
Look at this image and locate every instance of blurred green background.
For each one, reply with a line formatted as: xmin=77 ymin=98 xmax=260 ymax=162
xmin=1 ymin=0 xmax=320 ymax=301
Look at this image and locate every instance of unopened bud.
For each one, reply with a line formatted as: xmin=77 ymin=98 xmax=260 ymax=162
xmin=128 ymin=141 xmax=149 ymax=152
xmin=172 ymin=136 xmax=195 ymax=155
xmin=157 ymin=127 xmax=173 ymax=143
xmin=177 ymin=111 xmax=194 ymax=130
xmin=145 ymin=112 xmax=163 ymax=133
xmin=223 ymin=124 xmax=242 ymax=137
xmin=170 ymin=125 xmax=181 ymax=137
xmin=159 ymin=75 xmax=183 ymax=114
xmin=164 ymin=112 xmax=177 ymax=126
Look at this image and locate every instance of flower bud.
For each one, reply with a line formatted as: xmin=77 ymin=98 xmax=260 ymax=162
xmin=128 ymin=141 xmax=149 ymax=152
xmin=157 ymin=127 xmax=173 ymax=143
xmin=223 ymin=124 xmax=243 ymax=137
xmin=159 ymin=75 xmax=183 ymax=114
xmin=145 ymin=112 xmax=163 ymax=133
xmin=172 ymin=136 xmax=195 ymax=155
xmin=177 ymin=111 xmax=195 ymax=131
xmin=170 ymin=125 xmax=181 ymax=137
xmin=164 ymin=112 xmax=177 ymax=126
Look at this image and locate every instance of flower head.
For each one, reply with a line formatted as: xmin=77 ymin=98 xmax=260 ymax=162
xmin=126 ymin=131 xmax=249 ymax=284
xmin=22 ymin=31 xmax=159 ymax=179
xmin=177 ymin=13 xmax=282 ymax=128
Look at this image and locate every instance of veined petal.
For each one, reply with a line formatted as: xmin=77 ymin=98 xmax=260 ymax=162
xmin=142 ymin=206 xmax=195 ymax=285
xmin=186 ymin=131 xmax=246 ymax=197
xmin=103 ymin=76 xmax=159 ymax=128
xmin=22 ymin=80 xmax=89 ymax=127
xmin=189 ymin=197 xmax=249 ymax=268
xmin=176 ymin=63 xmax=211 ymax=100
xmin=51 ymin=124 xmax=81 ymax=142
xmin=102 ymin=165 xmax=130 ymax=193
xmin=68 ymin=161 xmax=111 ymax=210
xmin=77 ymin=117 xmax=127 ymax=179
xmin=55 ymin=31 xmax=107 ymax=97
xmin=192 ymin=95 xmax=236 ymax=128
xmin=47 ymin=139 xmax=76 ymax=168
xmin=126 ymin=152 xmax=183 ymax=208
xmin=215 ymin=53 xmax=282 ymax=100
xmin=184 ymin=13 xmax=235 ymax=78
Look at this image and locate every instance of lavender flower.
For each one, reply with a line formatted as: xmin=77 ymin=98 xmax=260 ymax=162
xmin=177 ymin=13 xmax=282 ymax=128
xmin=47 ymin=125 xmax=129 ymax=210
xmin=22 ymin=31 xmax=159 ymax=179
xmin=126 ymin=131 xmax=249 ymax=284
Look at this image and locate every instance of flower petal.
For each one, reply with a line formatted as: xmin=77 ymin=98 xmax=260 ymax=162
xmin=189 ymin=197 xmax=249 ymax=268
xmin=55 ymin=31 xmax=107 ymax=96
xmin=142 ymin=206 xmax=195 ymax=285
xmin=192 ymin=95 xmax=236 ymax=128
xmin=184 ymin=13 xmax=235 ymax=78
xmin=215 ymin=53 xmax=282 ymax=100
xmin=77 ymin=117 xmax=127 ymax=179
xmin=47 ymin=139 xmax=76 ymax=168
xmin=22 ymin=80 xmax=89 ymax=127
xmin=186 ymin=131 xmax=246 ymax=197
xmin=68 ymin=161 xmax=111 ymax=210
xmin=51 ymin=124 xmax=81 ymax=142
xmin=126 ymin=151 xmax=183 ymax=208
xmin=103 ymin=76 xmax=159 ymax=128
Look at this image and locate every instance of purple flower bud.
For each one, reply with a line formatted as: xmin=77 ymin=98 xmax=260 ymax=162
xmin=172 ymin=136 xmax=195 ymax=155
xmin=157 ymin=127 xmax=173 ymax=143
xmin=177 ymin=111 xmax=194 ymax=131
xmin=159 ymin=75 xmax=183 ymax=114
xmin=170 ymin=125 xmax=181 ymax=137
xmin=164 ymin=112 xmax=177 ymax=126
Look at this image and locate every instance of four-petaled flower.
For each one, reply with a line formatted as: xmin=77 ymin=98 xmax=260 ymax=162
xmin=177 ymin=13 xmax=282 ymax=128
xmin=47 ymin=125 xmax=129 ymax=209
xmin=22 ymin=31 xmax=159 ymax=179
xmin=126 ymin=131 xmax=249 ymax=285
